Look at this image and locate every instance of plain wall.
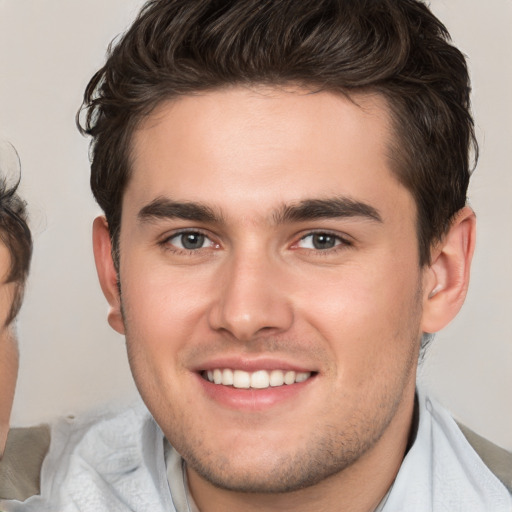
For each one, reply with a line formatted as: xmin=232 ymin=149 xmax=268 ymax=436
xmin=0 ymin=0 xmax=511 ymax=450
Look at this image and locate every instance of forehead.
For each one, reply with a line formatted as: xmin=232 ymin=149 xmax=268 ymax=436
xmin=126 ymin=86 xmax=411 ymax=222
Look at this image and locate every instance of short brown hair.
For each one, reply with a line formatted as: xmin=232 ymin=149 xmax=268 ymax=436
xmin=0 ymin=161 xmax=32 ymax=325
xmin=78 ymin=0 xmax=476 ymax=267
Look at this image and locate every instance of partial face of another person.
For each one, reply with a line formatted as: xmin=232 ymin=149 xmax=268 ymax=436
xmin=94 ymin=87 xmax=466 ymax=493
xmin=0 ymin=243 xmax=18 ymax=457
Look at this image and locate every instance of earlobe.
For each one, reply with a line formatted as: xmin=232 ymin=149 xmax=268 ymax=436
xmin=421 ymin=206 xmax=476 ymax=334
xmin=92 ymin=216 xmax=125 ymax=335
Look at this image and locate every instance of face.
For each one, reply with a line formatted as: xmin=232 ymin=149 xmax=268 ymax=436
xmin=100 ymin=87 xmax=431 ymax=493
xmin=0 ymin=242 xmax=18 ymax=457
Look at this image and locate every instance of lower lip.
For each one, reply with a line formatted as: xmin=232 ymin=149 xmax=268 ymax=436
xmin=195 ymin=373 xmax=316 ymax=411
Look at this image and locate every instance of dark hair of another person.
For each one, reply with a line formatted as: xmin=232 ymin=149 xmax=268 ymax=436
xmin=0 ymin=174 xmax=32 ymax=326
xmin=78 ymin=0 xmax=477 ymax=268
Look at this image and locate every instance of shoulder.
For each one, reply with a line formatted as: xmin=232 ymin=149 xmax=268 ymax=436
xmin=1 ymin=404 xmax=174 ymax=511
xmin=382 ymin=391 xmax=512 ymax=510
xmin=0 ymin=425 xmax=51 ymax=501
xmin=420 ymin=391 xmax=512 ymax=496
xmin=457 ymin=422 xmax=512 ymax=494
xmin=0 ymin=404 xmax=150 ymax=503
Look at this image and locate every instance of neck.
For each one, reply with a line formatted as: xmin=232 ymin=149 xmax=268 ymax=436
xmin=187 ymin=385 xmax=417 ymax=512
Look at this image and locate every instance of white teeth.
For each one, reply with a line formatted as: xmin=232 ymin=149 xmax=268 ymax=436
xmin=250 ymin=370 xmax=270 ymax=389
xmin=204 ymin=369 xmax=312 ymax=389
xmin=213 ymin=369 xmax=222 ymax=384
xmin=284 ymin=371 xmax=295 ymax=385
xmin=295 ymin=372 xmax=309 ymax=383
xmin=222 ymin=369 xmax=234 ymax=386
xmin=233 ymin=370 xmax=251 ymax=389
xmin=269 ymin=370 xmax=285 ymax=387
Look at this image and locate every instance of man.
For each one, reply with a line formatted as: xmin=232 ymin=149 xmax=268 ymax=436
xmin=1 ymin=0 xmax=511 ymax=511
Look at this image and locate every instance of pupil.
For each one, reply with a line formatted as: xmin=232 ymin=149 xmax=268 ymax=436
xmin=313 ymin=234 xmax=335 ymax=250
xmin=182 ymin=233 xmax=205 ymax=249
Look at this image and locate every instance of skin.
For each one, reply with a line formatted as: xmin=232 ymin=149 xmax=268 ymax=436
xmin=0 ymin=242 xmax=18 ymax=458
xmin=94 ymin=87 xmax=475 ymax=512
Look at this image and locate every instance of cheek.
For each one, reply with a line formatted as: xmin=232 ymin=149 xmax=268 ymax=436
xmin=293 ymin=257 xmax=422 ymax=369
xmin=121 ymin=265 xmax=212 ymax=358
xmin=0 ymin=330 xmax=18 ymax=425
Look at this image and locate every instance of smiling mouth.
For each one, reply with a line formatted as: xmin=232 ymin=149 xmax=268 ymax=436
xmin=201 ymin=369 xmax=314 ymax=389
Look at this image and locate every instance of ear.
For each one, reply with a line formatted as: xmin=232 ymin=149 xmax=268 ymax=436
xmin=421 ymin=206 xmax=476 ymax=333
xmin=92 ymin=216 xmax=125 ymax=335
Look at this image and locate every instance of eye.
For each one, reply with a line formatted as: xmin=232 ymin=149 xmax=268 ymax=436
xmin=297 ymin=232 xmax=346 ymax=250
xmin=166 ymin=231 xmax=216 ymax=250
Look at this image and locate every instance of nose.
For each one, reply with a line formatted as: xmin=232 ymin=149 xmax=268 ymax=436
xmin=207 ymin=251 xmax=294 ymax=342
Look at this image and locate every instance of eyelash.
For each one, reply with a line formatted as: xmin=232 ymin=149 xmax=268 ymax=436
xmin=159 ymin=229 xmax=353 ymax=257
xmin=159 ymin=229 xmax=218 ymax=255
xmin=294 ymin=231 xmax=353 ymax=254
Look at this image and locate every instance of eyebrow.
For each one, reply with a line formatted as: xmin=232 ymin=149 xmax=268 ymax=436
xmin=138 ymin=197 xmax=223 ymax=224
xmin=137 ymin=196 xmax=382 ymax=225
xmin=274 ymin=198 xmax=382 ymax=224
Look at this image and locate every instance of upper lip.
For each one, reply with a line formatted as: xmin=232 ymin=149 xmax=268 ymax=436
xmin=191 ymin=356 xmax=317 ymax=374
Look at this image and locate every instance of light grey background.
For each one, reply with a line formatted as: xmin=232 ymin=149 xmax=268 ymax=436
xmin=0 ymin=0 xmax=510 ymax=450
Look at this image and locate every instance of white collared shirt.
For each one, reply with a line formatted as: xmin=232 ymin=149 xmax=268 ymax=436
xmin=379 ymin=389 xmax=511 ymax=511
xmin=168 ymin=389 xmax=512 ymax=512
xmin=2 ymin=389 xmax=510 ymax=511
